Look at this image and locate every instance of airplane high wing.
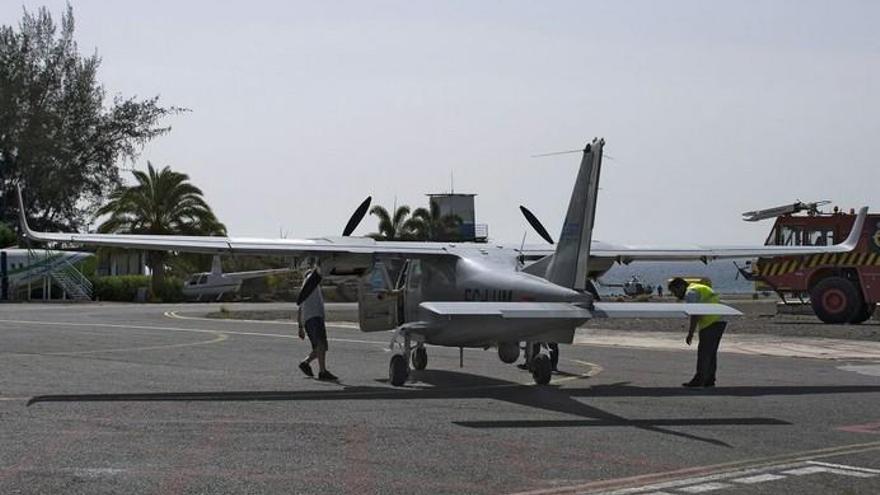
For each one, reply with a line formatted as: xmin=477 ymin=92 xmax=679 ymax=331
xmin=13 ymin=138 xmax=867 ymax=386
xmin=17 ymin=186 xmax=866 ymax=268
xmin=516 ymin=208 xmax=866 ymax=264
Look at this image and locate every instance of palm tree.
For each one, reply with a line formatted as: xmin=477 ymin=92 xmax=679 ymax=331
xmin=405 ymin=201 xmax=462 ymax=241
xmin=368 ymin=205 xmax=412 ymax=241
xmin=96 ymin=162 xmax=226 ymax=296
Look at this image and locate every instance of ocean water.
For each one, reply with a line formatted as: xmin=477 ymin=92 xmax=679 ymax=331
xmin=596 ymin=258 xmax=756 ymax=296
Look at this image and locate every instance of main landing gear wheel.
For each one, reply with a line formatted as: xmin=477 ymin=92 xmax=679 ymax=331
xmin=412 ymin=346 xmax=428 ymax=370
xmin=810 ymin=277 xmax=862 ymax=324
xmin=531 ymin=354 xmax=552 ymax=385
xmin=389 ymin=354 xmax=409 ymax=386
xmin=850 ymin=302 xmax=876 ymax=325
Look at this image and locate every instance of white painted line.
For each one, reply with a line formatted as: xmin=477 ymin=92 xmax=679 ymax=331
xmin=731 ymin=473 xmax=786 ymax=484
xmin=594 ymin=462 xmax=807 ymax=495
xmin=678 ymin=482 xmax=731 ymax=493
xmin=807 ymin=460 xmax=880 ymax=474
xmin=782 ymin=466 xmax=832 ymax=475
xmin=782 ymin=465 xmax=875 ymax=478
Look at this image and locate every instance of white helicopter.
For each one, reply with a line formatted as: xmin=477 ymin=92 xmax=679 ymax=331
xmin=15 ymin=138 xmax=866 ymax=385
xmin=182 ymin=255 xmax=294 ymax=301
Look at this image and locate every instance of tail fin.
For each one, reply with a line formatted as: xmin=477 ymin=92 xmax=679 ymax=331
xmin=210 ymin=255 xmax=223 ymax=276
xmin=545 ymin=138 xmax=603 ymax=290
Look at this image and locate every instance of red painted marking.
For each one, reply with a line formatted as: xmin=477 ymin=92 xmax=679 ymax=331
xmin=838 ymin=421 xmax=880 ymax=434
xmin=342 ymin=422 xmax=375 ymax=493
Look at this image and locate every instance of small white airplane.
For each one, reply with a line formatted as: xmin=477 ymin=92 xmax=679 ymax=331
xmin=16 ymin=138 xmax=866 ymax=385
xmin=182 ymin=255 xmax=294 ymax=301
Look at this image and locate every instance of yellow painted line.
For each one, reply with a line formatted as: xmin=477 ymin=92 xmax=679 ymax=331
xmin=164 ymin=311 xmax=362 ymax=329
xmin=0 ymin=317 xmax=603 ymax=388
xmin=0 ymin=318 xmax=388 ymax=347
xmin=40 ymin=332 xmax=228 ymax=356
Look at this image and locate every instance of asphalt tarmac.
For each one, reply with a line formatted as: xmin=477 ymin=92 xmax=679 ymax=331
xmin=1 ymin=303 xmax=879 ymax=494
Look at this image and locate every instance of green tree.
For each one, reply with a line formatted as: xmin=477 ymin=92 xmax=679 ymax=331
xmin=405 ymin=201 xmax=462 ymax=242
xmin=0 ymin=222 xmax=15 ymax=248
xmin=0 ymin=5 xmax=181 ymax=232
xmin=367 ymin=204 xmax=412 ymax=241
xmin=96 ymin=163 xmax=225 ymax=297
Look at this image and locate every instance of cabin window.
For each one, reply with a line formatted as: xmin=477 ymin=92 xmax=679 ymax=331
xmin=197 ymin=274 xmax=208 ymax=285
xmin=804 ymin=229 xmax=834 ymax=246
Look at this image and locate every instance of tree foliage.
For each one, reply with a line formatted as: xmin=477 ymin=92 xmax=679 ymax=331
xmin=0 ymin=5 xmax=182 ymax=231
xmin=0 ymin=221 xmax=15 ymax=248
xmin=367 ymin=201 xmax=462 ymax=241
xmin=367 ymin=204 xmax=412 ymax=240
xmin=96 ymin=163 xmax=225 ymax=296
xmin=406 ymin=201 xmax=462 ymax=242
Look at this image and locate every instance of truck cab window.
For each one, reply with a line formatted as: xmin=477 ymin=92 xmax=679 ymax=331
xmin=780 ymin=226 xmax=802 ymax=246
xmin=805 ymin=229 xmax=833 ymax=246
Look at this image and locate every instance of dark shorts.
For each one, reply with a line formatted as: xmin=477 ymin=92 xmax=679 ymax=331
xmin=305 ymin=317 xmax=328 ymax=351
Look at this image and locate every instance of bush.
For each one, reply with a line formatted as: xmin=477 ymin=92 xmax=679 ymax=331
xmin=0 ymin=222 xmax=16 ymax=248
xmin=152 ymin=276 xmax=184 ymax=303
xmin=91 ymin=275 xmax=150 ymax=302
xmin=90 ymin=275 xmax=184 ymax=302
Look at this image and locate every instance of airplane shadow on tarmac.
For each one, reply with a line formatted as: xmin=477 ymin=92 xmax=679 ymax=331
xmin=26 ymin=371 xmax=880 ymax=448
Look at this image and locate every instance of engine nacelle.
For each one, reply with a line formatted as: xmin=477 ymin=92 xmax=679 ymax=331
xmin=497 ymin=342 xmax=520 ymax=364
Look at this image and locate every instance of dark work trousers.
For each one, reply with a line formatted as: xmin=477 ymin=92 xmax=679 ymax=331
xmin=694 ymin=321 xmax=726 ymax=384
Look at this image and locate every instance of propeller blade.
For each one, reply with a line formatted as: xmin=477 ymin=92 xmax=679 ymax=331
xmin=342 ymin=196 xmax=372 ymax=236
xmin=296 ymin=270 xmax=323 ymax=305
xmin=519 ymin=206 xmax=554 ymax=245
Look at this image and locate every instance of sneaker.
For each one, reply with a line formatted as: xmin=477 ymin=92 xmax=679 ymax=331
xmin=704 ymin=381 xmax=715 ymax=388
xmin=681 ymin=380 xmax=703 ymax=388
xmin=298 ymin=361 xmax=314 ymax=377
xmin=318 ymin=370 xmax=338 ymax=381
xmin=516 ymin=363 xmax=530 ymax=370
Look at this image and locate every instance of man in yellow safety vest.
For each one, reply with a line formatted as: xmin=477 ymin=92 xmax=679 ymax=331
xmin=668 ymin=278 xmax=727 ymax=388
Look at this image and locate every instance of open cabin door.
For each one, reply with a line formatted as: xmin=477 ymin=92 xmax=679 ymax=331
xmin=358 ymin=260 xmax=400 ymax=332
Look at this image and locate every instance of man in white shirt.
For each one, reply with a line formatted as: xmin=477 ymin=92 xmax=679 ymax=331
xmin=297 ymin=266 xmax=337 ymax=380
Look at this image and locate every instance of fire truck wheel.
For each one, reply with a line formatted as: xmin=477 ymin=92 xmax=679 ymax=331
xmin=810 ymin=277 xmax=863 ymax=324
xmin=850 ymin=302 xmax=876 ymax=325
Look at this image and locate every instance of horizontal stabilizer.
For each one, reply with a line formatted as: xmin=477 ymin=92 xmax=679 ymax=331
xmin=591 ymin=302 xmax=742 ymax=319
xmin=419 ymin=302 xmax=592 ymax=319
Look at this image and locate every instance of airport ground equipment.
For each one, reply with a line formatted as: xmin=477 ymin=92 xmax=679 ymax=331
xmin=16 ymin=139 xmax=866 ymax=385
xmin=0 ymin=248 xmax=92 ymax=301
xmin=739 ymin=202 xmax=880 ymax=324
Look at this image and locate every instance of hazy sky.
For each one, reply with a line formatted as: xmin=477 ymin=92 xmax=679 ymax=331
xmin=3 ymin=1 xmax=878 ymax=245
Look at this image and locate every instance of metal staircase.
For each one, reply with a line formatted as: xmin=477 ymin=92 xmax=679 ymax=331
xmin=49 ymin=259 xmax=93 ymax=301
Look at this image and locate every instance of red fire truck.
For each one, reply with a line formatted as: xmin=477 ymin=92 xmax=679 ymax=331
xmin=743 ymin=201 xmax=880 ymax=324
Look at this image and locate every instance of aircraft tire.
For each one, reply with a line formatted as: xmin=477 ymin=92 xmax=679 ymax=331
xmin=810 ymin=277 xmax=862 ymax=324
xmin=531 ymin=354 xmax=552 ymax=385
xmin=389 ymin=354 xmax=409 ymax=386
xmin=849 ymin=302 xmax=876 ymax=325
xmin=412 ymin=347 xmax=428 ymax=370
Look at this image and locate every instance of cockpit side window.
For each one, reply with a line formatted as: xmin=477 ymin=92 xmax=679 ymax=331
xmin=407 ymin=260 xmax=422 ymax=290
xmin=197 ymin=274 xmax=208 ymax=285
